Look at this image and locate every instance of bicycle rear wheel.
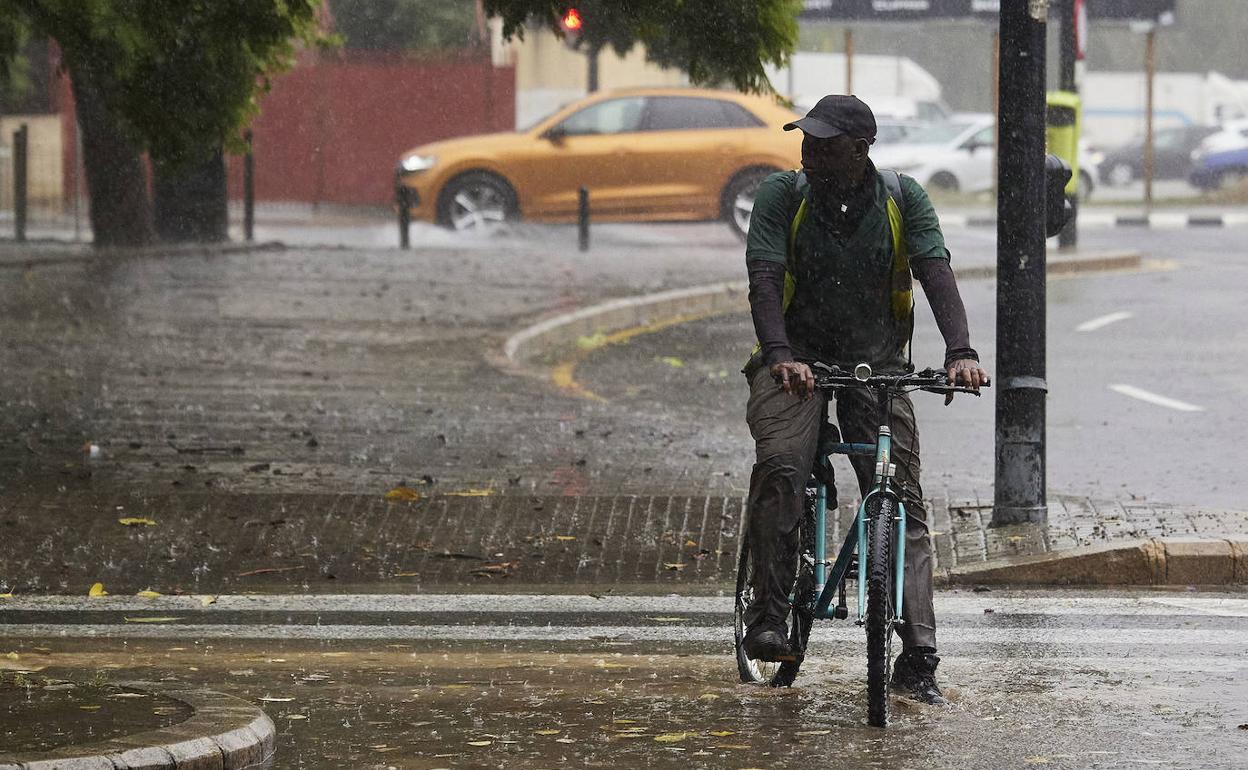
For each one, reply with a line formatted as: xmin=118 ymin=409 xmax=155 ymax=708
xmin=864 ymin=495 xmax=897 ymax=727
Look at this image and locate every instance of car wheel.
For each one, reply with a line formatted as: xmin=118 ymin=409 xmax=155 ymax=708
xmin=436 ymin=171 xmax=518 ymax=232
xmin=1079 ymin=170 xmax=1094 ymax=201
xmin=1106 ymin=162 xmax=1134 ymax=187
xmin=928 ymin=172 xmax=959 ymax=193
xmin=722 ymin=167 xmax=778 ymax=241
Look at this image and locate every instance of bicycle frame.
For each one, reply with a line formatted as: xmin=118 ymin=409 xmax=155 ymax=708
xmin=809 ymin=389 xmax=908 ymax=625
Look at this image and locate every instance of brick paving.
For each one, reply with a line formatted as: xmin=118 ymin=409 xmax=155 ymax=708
xmin=1 ymin=233 xmax=1245 ymax=594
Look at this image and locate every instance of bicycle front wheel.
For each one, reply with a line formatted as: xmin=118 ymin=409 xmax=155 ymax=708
xmin=865 ymin=495 xmax=897 ymax=727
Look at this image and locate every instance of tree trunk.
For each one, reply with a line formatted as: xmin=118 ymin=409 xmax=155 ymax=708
xmin=69 ymin=67 xmax=154 ymax=248
xmin=154 ymin=148 xmax=228 ymax=243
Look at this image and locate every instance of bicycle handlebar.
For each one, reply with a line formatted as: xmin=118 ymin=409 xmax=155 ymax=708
xmin=810 ymin=365 xmax=990 ymax=395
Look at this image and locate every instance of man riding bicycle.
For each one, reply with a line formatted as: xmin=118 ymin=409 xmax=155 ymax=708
xmin=741 ymin=95 xmax=989 ymax=705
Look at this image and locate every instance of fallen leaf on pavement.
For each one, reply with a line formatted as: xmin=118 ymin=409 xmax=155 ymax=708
xmin=385 ymin=486 xmax=422 ymax=502
xmin=392 ymin=572 xmax=420 ymax=578
xmin=709 ymin=730 xmax=735 ymax=737
xmin=466 ymin=740 xmax=492 ymax=747
xmin=287 ymin=714 xmax=308 ymax=720
xmin=135 ymin=590 xmax=162 ymax=599
xmin=555 ymin=535 xmax=576 ymax=541
xmin=696 ymin=693 xmax=719 ymax=701
xmin=555 ymin=737 xmax=577 ymax=744
xmin=118 ymin=517 xmax=157 ymax=527
xmin=200 ymin=596 xmax=217 ymax=606
xmin=663 ymin=563 xmax=687 ymax=571
xmin=534 ymin=729 xmax=561 ymax=735
xmin=88 ymin=583 xmax=108 ymax=598
xmin=0 ymin=593 xmax=12 ymax=599
xmin=654 ymin=732 xmax=690 ymax=743
xmin=79 ymin=705 xmax=101 ymax=711
xmin=659 ymin=357 xmax=685 ymax=368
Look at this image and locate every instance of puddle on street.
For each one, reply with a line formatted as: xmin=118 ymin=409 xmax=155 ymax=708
xmin=1 ymin=638 xmax=1242 ymax=769
xmin=0 ymin=674 xmax=192 ymax=754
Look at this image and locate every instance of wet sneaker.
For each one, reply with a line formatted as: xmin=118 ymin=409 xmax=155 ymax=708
xmin=891 ymin=648 xmax=949 ymax=705
xmin=742 ymin=624 xmax=795 ymax=662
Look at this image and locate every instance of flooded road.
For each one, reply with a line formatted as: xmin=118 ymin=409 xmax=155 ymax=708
xmin=2 ymin=590 xmax=1245 ymax=768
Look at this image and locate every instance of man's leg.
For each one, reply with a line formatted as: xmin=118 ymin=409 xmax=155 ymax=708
xmin=835 ymin=389 xmax=936 ymax=649
xmin=742 ymin=366 xmax=823 ymax=652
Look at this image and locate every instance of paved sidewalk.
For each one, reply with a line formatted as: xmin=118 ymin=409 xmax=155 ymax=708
xmin=0 ymin=229 xmax=1244 ymax=595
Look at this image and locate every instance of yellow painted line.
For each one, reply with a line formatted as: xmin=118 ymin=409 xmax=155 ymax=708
xmin=552 ymin=311 xmax=718 ymax=402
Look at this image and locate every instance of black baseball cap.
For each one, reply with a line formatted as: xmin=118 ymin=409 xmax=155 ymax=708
xmin=784 ymin=94 xmax=877 ymax=141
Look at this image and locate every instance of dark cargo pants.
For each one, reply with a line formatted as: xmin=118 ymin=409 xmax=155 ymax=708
xmin=742 ymin=365 xmax=938 ymax=650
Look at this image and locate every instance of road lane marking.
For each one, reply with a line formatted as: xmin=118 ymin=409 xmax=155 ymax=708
xmin=2 ymin=594 xmax=1246 ymax=615
xmin=1076 ymin=311 xmax=1133 ymax=332
xmin=0 ymin=624 xmax=1243 ymax=646
xmin=1108 ymin=384 xmax=1205 ymax=412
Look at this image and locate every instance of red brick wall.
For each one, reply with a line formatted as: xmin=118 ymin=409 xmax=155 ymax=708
xmin=230 ymin=54 xmax=515 ymax=205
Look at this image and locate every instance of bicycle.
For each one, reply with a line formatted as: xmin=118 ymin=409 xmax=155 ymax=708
xmin=733 ymin=362 xmax=987 ymax=727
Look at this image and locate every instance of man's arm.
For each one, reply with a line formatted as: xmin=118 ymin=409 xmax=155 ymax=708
xmin=746 ymin=172 xmax=813 ymax=397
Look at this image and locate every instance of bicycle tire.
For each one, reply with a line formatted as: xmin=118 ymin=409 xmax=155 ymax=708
xmin=734 ymin=514 xmax=809 ymax=685
xmin=770 ymin=490 xmax=818 ymax=688
xmin=865 ymin=495 xmax=897 ymax=727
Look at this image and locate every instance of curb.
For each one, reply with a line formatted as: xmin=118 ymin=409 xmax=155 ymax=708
xmin=943 ymin=536 xmax=1248 ymax=586
xmin=0 ymin=684 xmax=275 ymax=770
xmin=942 ymin=212 xmax=1248 ymax=229
xmin=502 ymin=250 xmax=1142 ymax=366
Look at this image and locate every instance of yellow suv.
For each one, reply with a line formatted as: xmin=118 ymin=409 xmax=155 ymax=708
xmin=396 ymin=87 xmax=802 ymax=239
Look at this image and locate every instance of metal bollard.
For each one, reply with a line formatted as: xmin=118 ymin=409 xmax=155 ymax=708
xmin=577 ymin=186 xmax=590 ymax=252
xmin=397 ymin=183 xmax=411 ymax=250
xmin=243 ymin=130 xmax=255 ymax=242
xmin=13 ymin=124 xmax=28 ymax=243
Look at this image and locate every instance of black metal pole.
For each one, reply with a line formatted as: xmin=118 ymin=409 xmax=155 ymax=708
xmin=587 ymin=43 xmax=600 ymax=93
xmin=578 ymin=187 xmax=590 ymax=252
xmin=243 ymin=130 xmax=255 ymax=242
xmin=1057 ymin=0 xmax=1078 ymax=248
xmin=13 ymin=124 xmax=28 ymax=243
xmin=993 ymin=0 xmax=1048 ymax=527
xmin=397 ymin=182 xmax=411 ymax=250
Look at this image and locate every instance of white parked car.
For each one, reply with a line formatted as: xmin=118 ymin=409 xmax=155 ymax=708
xmin=1195 ymin=118 xmax=1248 ymax=156
xmin=872 ymin=116 xmax=1098 ymax=198
xmin=870 ymin=118 xmax=996 ymax=193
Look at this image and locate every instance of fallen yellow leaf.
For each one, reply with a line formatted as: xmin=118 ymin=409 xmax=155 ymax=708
xmin=135 ymin=590 xmax=162 ymax=599
xmin=577 ymin=333 xmax=608 ymax=351
xmin=466 ymin=740 xmax=492 ymax=747
xmin=80 ymin=705 xmax=101 ymax=711
xmin=709 ymin=730 xmax=735 ymax=737
xmin=118 ymin=517 xmax=157 ymax=527
xmin=654 ymin=732 xmax=690 ymax=743
xmin=385 ymin=487 xmax=422 ymax=502
xmin=555 ymin=535 xmax=577 ymax=541
xmin=200 ymin=596 xmax=217 ymax=606
xmin=0 ymin=593 xmax=12 ymax=599
xmin=123 ymin=617 xmax=183 ymax=624
xmin=534 ymin=729 xmax=561 ymax=736
xmin=88 ymin=583 xmax=108 ymax=598
xmin=659 ymin=356 xmax=685 ymax=368
xmin=555 ymin=737 xmax=577 ymax=744
xmin=696 ymin=693 xmax=719 ymax=701
xmin=392 ymin=572 xmax=420 ymax=578
xmin=613 ymin=719 xmax=637 ymax=724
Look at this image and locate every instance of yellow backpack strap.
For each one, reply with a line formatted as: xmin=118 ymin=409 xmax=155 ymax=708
xmin=784 ymin=190 xmax=806 ymax=312
xmin=881 ymin=169 xmax=912 ymax=322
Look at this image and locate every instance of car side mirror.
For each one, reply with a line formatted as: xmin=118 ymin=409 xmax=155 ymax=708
xmin=542 ymin=126 xmax=567 ymax=145
xmin=1045 ymin=153 xmax=1074 ymax=238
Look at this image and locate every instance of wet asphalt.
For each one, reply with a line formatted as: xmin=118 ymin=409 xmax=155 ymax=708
xmin=2 ymin=589 xmax=1246 ymax=769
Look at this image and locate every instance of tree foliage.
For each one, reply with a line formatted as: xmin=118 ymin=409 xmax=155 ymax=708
xmin=483 ymin=0 xmax=800 ymax=94
xmin=327 ymin=0 xmax=481 ymax=52
xmin=1 ymin=0 xmax=322 ymax=165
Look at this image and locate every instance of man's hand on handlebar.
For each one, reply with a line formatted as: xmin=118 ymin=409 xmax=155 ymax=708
xmin=771 ymin=361 xmax=815 ymax=399
xmin=944 ymin=358 xmax=990 ymax=405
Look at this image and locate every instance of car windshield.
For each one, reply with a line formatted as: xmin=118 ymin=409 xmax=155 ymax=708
xmin=896 ymin=122 xmax=974 ymax=144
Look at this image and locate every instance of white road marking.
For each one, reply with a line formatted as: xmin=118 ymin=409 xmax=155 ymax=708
xmin=1076 ymin=311 xmax=1133 ymax=332
xmin=1108 ymin=384 xmax=1205 ymax=412
xmin=3 ymin=594 xmax=1247 ymax=615
xmin=0 ymin=624 xmax=1242 ymax=646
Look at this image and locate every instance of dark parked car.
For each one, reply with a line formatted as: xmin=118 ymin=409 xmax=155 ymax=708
xmin=1189 ymin=146 xmax=1248 ymax=190
xmin=1099 ymin=125 xmax=1219 ymax=186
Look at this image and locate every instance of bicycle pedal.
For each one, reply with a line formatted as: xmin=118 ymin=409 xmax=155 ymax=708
xmin=833 ymin=605 xmax=848 ymax=619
